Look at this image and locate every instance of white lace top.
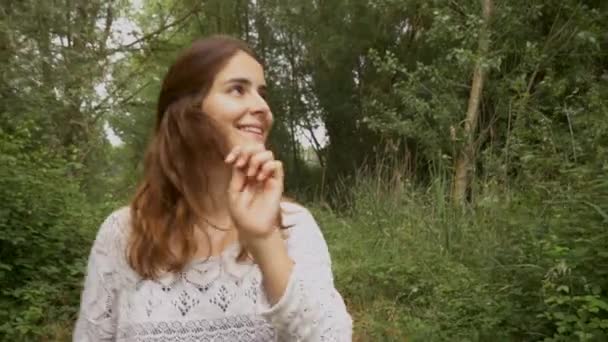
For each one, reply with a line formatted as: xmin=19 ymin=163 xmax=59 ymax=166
xmin=73 ymin=202 xmax=352 ymax=341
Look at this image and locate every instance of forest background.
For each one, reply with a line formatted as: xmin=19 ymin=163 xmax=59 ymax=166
xmin=1 ymin=0 xmax=607 ymax=340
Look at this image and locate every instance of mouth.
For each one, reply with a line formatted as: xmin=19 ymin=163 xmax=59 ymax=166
xmin=236 ymin=124 xmax=265 ymax=141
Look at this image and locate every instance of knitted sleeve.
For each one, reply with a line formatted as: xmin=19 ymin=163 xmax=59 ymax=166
xmin=73 ymin=209 xmax=128 ymax=341
xmin=258 ymin=203 xmax=353 ymax=341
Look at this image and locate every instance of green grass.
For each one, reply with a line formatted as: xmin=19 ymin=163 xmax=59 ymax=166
xmin=20 ymin=167 xmax=608 ymax=341
xmin=313 ymin=167 xmax=608 ymax=341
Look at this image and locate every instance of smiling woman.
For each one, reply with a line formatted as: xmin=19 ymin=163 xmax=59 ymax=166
xmin=73 ymin=35 xmax=353 ymax=341
xmin=203 ymin=51 xmax=272 ymax=145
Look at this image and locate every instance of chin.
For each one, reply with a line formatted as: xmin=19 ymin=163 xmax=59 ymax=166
xmin=232 ymin=132 xmax=266 ymax=146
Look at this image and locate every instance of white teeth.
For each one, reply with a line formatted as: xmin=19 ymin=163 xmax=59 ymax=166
xmin=240 ymin=126 xmax=262 ymax=134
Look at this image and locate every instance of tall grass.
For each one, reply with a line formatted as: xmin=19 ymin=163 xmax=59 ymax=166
xmin=31 ymin=159 xmax=608 ymax=341
xmin=312 ymin=160 xmax=608 ymax=341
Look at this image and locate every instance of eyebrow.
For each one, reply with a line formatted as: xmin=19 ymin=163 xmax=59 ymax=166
xmin=224 ymin=78 xmax=267 ymax=90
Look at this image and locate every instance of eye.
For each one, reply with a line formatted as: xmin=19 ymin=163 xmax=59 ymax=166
xmin=229 ymin=84 xmax=245 ymax=96
xmin=259 ymin=87 xmax=268 ymax=100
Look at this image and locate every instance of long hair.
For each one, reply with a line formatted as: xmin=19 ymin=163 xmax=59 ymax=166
xmin=129 ymin=36 xmax=274 ymax=279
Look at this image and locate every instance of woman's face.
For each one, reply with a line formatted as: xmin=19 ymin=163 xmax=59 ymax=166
xmin=202 ymin=51 xmax=273 ymax=151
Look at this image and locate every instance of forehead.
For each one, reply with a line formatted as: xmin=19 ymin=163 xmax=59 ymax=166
xmin=214 ymin=51 xmax=265 ymax=83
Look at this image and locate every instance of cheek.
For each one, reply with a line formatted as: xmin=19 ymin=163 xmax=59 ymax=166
xmin=205 ymin=95 xmax=244 ymax=123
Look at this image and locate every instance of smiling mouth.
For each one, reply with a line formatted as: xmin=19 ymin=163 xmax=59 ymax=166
xmin=237 ymin=125 xmax=264 ymax=140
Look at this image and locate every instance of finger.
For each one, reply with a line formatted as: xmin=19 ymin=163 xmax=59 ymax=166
xmin=256 ymin=159 xmax=277 ymax=181
xmin=235 ymin=144 xmax=265 ymax=168
xmin=247 ymin=150 xmax=274 ymax=177
xmin=257 ymin=160 xmax=284 ymax=183
xmin=239 ymin=184 xmax=255 ymax=206
xmin=225 ymin=146 xmax=242 ymax=164
xmin=228 ymin=161 xmax=247 ymax=194
xmin=270 ymin=160 xmax=284 ymax=183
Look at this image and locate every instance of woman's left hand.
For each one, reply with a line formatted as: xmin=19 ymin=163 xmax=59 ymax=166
xmin=225 ymin=144 xmax=284 ymax=244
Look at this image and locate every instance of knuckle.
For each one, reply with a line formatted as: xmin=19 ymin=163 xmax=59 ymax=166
xmin=255 ymin=151 xmax=272 ymax=163
xmin=251 ymin=143 xmax=264 ymax=152
xmin=254 ymin=152 xmax=266 ymax=163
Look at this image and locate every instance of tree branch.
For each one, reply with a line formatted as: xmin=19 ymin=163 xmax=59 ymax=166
xmin=105 ymin=3 xmax=203 ymax=55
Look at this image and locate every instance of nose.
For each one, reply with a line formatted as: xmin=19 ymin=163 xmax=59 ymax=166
xmin=250 ymin=92 xmax=271 ymax=117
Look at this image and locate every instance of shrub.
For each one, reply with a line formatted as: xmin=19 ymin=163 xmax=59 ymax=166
xmin=0 ymin=127 xmax=110 ymax=340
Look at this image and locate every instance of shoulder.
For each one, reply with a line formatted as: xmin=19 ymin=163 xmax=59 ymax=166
xmin=87 ymin=207 xmax=138 ymax=285
xmin=280 ymin=201 xmax=317 ymax=226
xmin=93 ymin=206 xmax=131 ymax=256
xmin=280 ymin=201 xmax=333 ymax=265
xmin=280 ymin=201 xmax=326 ymax=243
xmin=98 ymin=206 xmax=131 ymax=237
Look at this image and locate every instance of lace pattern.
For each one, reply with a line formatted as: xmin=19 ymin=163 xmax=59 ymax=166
xmin=74 ymin=203 xmax=353 ymax=342
xmin=117 ymin=315 xmax=275 ymax=342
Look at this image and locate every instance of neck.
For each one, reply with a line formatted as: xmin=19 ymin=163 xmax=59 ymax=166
xmin=200 ymin=159 xmax=233 ymax=228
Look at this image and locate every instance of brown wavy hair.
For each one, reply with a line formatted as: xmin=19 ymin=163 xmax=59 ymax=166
xmin=128 ymin=36 xmax=283 ymax=279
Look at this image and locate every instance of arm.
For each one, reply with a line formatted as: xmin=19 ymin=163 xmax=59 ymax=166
xmin=253 ymin=205 xmax=353 ymax=342
xmin=73 ymin=211 xmax=125 ymax=341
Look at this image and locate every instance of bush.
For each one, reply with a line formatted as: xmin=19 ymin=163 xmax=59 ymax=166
xmin=0 ymin=128 xmax=111 ymax=341
xmin=317 ymin=164 xmax=608 ymax=341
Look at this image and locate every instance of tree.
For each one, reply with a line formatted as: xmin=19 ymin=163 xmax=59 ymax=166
xmin=452 ymin=0 xmax=493 ymax=204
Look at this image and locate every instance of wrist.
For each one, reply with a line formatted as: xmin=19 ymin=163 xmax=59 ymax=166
xmin=244 ymin=228 xmax=283 ymax=259
xmin=245 ymin=229 xmax=294 ymax=305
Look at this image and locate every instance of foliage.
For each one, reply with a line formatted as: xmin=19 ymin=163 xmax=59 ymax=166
xmin=316 ymin=158 xmax=607 ymax=340
xmin=0 ymin=125 xmax=116 ymax=340
xmin=0 ymin=0 xmax=606 ymax=340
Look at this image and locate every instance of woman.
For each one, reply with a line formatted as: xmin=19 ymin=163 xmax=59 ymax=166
xmin=73 ymin=36 xmax=353 ymax=341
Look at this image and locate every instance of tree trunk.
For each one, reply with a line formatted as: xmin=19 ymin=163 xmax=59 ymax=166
xmin=452 ymin=0 xmax=493 ymax=205
xmin=287 ymin=33 xmax=300 ymax=179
